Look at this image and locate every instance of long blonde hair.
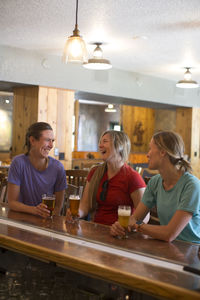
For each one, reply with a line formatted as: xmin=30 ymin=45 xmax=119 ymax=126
xmin=100 ymin=130 xmax=131 ymax=163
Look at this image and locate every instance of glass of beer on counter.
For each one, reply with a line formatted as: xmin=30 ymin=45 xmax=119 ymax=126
xmin=69 ymin=194 xmax=80 ymax=222
xmin=118 ymin=205 xmax=131 ymax=238
xmin=42 ymin=194 xmax=56 ymax=217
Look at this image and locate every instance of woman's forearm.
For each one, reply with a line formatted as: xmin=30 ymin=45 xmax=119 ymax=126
xmin=8 ymin=200 xmax=35 ymax=215
xmin=137 ymin=223 xmax=173 ymax=242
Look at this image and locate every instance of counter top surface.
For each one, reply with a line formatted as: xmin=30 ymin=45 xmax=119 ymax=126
xmin=0 ymin=204 xmax=199 ymax=300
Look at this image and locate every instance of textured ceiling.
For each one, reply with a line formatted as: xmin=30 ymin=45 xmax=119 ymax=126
xmin=0 ymin=0 xmax=200 ymax=82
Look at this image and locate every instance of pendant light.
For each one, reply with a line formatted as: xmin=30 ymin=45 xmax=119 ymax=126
xmin=63 ymin=0 xmax=87 ymax=63
xmin=176 ymin=67 xmax=199 ymax=88
xmin=83 ymin=43 xmax=112 ymax=70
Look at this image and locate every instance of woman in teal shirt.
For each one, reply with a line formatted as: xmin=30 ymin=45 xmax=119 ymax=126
xmin=111 ymin=130 xmax=200 ymax=244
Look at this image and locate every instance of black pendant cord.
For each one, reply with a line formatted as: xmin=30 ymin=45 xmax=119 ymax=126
xmin=75 ymin=0 xmax=78 ymax=27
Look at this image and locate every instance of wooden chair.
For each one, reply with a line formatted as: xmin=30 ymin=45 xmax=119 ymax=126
xmin=0 ymin=175 xmax=8 ymax=203
xmin=139 ymin=169 xmax=160 ymax=225
xmin=0 ymin=166 xmax=9 ymax=176
xmin=140 ymin=168 xmax=158 ymax=178
xmin=148 ymin=207 xmax=160 ymax=225
xmin=81 ymin=162 xmax=97 ymax=170
xmin=66 ymin=169 xmax=89 ymax=188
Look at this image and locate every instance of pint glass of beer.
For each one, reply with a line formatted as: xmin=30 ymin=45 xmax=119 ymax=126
xmin=42 ymin=194 xmax=56 ymax=217
xmin=118 ymin=205 xmax=131 ymax=238
xmin=69 ymin=195 xmax=80 ymax=222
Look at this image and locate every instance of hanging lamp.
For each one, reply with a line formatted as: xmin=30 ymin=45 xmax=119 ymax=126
xmin=83 ymin=42 xmax=112 ymax=70
xmin=176 ymin=67 xmax=199 ymax=88
xmin=63 ymin=0 xmax=87 ymax=63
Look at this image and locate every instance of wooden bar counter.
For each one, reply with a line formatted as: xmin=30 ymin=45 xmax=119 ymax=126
xmin=0 ymin=204 xmax=199 ymax=299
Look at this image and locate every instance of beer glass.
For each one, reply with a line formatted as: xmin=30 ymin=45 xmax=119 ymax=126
xmin=118 ymin=205 xmax=131 ymax=238
xmin=42 ymin=194 xmax=55 ymax=217
xmin=69 ymin=194 xmax=80 ymax=222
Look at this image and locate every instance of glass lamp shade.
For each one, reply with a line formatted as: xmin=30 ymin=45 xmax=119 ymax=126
xmin=83 ymin=43 xmax=112 ymax=70
xmin=63 ymin=35 xmax=88 ymax=63
xmin=184 ymin=69 xmax=192 ymax=81
xmin=93 ymin=45 xmax=103 ymax=58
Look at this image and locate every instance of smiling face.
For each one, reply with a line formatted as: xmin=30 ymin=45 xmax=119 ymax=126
xmin=30 ymin=130 xmax=55 ymax=159
xmin=99 ymin=133 xmax=118 ymax=162
xmin=147 ymin=138 xmax=165 ymax=170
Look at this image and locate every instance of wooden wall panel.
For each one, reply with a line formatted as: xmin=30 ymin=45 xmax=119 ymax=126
xmin=191 ymin=108 xmax=200 ymax=177
xmin=12 ymin=87 xmax=39 ymax=156
xmin=175 ymin=108 xmax=192 ymax=157
xmin=121 ymin=105 xmax=155 ymax=153
xmin=13 ymin=86 xmax=74 ymax=169
xmin=74 ymin=100 xmax=79 ymax=152
xmin=38 ymin=87 xmax=74 ymax=169
xmin=38 ymin=87 xmax=48 ymax=121
xmin=175 ymin=107 xmax=200 ymax=178
xmin=47 ymin=88 xmax=57 ymax=134
xmin=56 ymin=89 xmax=67 ymax=153
xmin=56 ymin=89 xmax=74 ymax=169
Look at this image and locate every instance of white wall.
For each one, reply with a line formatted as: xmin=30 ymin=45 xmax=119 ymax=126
xmin=0 ymin=45 xmax=200 ymax=107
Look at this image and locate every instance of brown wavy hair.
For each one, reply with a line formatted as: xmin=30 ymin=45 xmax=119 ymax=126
xmin=25 ymin=122 xmax=52 ymax=155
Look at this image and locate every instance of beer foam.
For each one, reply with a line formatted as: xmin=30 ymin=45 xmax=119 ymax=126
xmin=118 ymin=209 xmax=131 ymax=216
xmin=69 ymin=195 xmax=80 ymax=200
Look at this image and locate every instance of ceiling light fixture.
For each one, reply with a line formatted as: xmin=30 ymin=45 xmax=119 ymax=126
xmin=176 ymin=67 xmax=199 ymax=89
xmin=63 ymin=0 xmax=87 ymax=63
xmin=105 ymin=104 xmax=116 ymax=112
xmin=83 ymin=43 xmax=112 ymax=70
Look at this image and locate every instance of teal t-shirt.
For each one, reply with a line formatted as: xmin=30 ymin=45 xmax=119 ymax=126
xmin=142 ymin=172 xmax=200 ymax=244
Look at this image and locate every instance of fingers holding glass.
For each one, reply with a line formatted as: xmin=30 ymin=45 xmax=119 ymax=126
xmin=117 ymin=205 xmax=131 ymax=239
xmin=42 ymin=194 xmax=55 ymax=218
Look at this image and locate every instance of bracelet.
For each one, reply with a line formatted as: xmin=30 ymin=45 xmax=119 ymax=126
xmin=136 ymin=220 xmax=144 ymax=231
xmin=138 ymin=223 xmax=144 ymax=230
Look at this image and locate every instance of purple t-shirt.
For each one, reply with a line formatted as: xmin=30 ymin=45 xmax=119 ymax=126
xmin=8 ymin=154 xmax=67 ymax=206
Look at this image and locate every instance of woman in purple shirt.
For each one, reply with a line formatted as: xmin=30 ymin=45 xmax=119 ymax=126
xmin=8 ymin=122 xmax=67 ymax=217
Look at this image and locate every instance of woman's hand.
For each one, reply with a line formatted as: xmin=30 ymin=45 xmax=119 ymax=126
xmin=65 ymin=208 xmax=80 ymax=223
xmin=110 ymin=221 xmax=125 ymax=237
xmin=65 ymin=208 xmax=73 ymax=223
xmin=33 ymin=203 xmax=50 ymax=218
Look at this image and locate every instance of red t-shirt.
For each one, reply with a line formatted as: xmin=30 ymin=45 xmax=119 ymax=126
xmin=87 ymin=164 xmax=146 ymax=226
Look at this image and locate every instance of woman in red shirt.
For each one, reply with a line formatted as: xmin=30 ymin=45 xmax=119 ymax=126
xmin=70 ymin=130 xmax=146 ymax=226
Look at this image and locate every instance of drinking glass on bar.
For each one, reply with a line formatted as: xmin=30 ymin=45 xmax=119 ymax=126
xmin=42 ymin=194 xmax=56 ymax=218
xmin=118 ymin=205 xmax=131 ymax=238
xmin=69 ymin=195 xmax=80 ymax=222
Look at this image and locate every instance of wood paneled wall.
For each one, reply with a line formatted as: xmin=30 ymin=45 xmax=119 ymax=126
xmin=176 ymin=107 xmax=200 ymax=178
xmin=74 ymin=100 xmax=79 ymax=152
xmin=12 ymin=86 xmax=39 ymax=155
xmin=12 ymin=86 xmax=74 ymax=169
xmin=190 ymin=108 xmax=200 ymax=177
xmin=176 ymin=108 xmax=192 ymax=157
xmin=121 ymin=105 xmax=155 ymax=153
xmin=38 ymin=87 xmax=74 ymax=169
